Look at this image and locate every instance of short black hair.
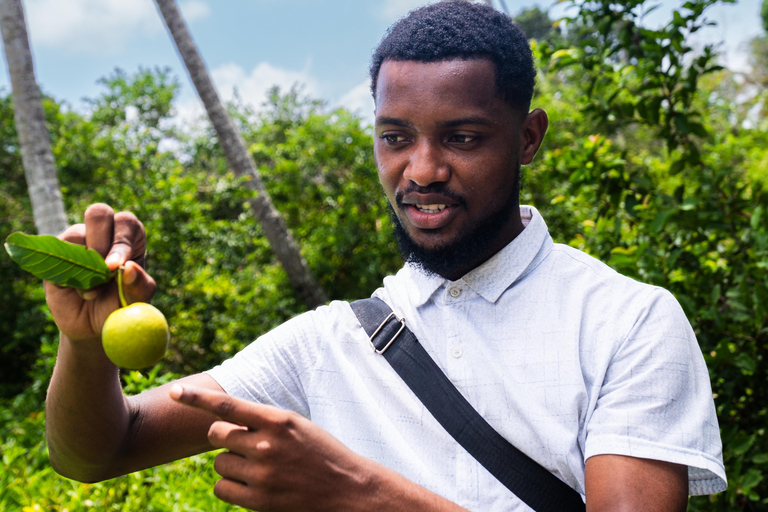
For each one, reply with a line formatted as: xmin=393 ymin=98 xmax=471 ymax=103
xmin=369 ymin=1 xmax=536 ymax=112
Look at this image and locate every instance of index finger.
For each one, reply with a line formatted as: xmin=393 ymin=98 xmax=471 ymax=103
xmin=170 ymin=384 xmax=277 ymax=431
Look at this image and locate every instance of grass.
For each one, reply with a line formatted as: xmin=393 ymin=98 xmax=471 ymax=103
xmin=1 ymin=405 xmax=239 ymax=511
xmin=0 ymin=373 xmax=242 ymax=512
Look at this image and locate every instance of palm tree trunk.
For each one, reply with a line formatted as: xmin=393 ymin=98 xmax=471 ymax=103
xmin=153 ymin=0 xmax=327 ymax=309
xmin=0 ymin=0 xmax=67 ymax=235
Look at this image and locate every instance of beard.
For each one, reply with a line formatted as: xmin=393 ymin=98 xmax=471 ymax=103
xmin=388 ymin=171 xmax=520 ymax=279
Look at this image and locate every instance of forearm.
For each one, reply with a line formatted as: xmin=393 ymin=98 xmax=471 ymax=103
xmin=358 ymin=458 xmax=471 ymax=512
xmin=45 ymin=333 xmax=133 ymax=482
xmin=172 ymin=384 xmax=471 ymax=512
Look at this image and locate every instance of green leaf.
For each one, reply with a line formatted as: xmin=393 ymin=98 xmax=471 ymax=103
xmin=751 ymin=206 xmax=763 ymax=230
xmin=734 ymin=352 xmax=758 ymax=373
xmin=740 ymin=468 xmax=764 ymax=493
xmin=669 ymin=158 xmax=686 ymax=175
xmin=4 ymin=232 xmax=115 ymax=289
xmin=687 ymin=121 xmax=708 ymax=138
xmin=651 ymin=209 xmax=675 ymax=233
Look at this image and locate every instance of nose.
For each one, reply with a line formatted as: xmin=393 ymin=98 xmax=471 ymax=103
xmin=403 ymin=139 xmax=450 ymax=187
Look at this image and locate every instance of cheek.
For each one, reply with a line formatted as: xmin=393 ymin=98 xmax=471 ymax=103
xmin=376 ymin=172 xmax=399 ymax=206
xmin=374 ymin=149 xmax=400 ymax=198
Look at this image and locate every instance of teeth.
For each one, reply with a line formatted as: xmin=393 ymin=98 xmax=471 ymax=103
xmin=415 ymin=204 xmax=447 ymax=212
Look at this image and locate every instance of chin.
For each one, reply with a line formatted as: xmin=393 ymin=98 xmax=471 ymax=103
xmin=388 ymin=201 xmax=515 ymax=279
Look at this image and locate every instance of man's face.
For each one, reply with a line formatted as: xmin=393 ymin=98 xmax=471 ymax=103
xmin=373 ymin=58 xmax=539 ymax=279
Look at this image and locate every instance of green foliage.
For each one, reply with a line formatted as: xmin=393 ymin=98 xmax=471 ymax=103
xmin=512 ymin=6 xmax=559 ymax=41
xmin=87 ymin=67 xmax=179 ymax=130
xmin=0 ymin=68 xmax=401 ymax=508
xmin=531 ymin=0 xmax=767 ymax=508
xmin=1 ymin=71 xmax=400 ymax=378
xmin=0 ymin=92 xmax=58 ymax=398
xmin=0 ymin=366 xmax=236 ymax=512
xmin=2 ymin=1 xmax=768 ymax=508
xmin=244 ymin=87 xmax=401 ymax=299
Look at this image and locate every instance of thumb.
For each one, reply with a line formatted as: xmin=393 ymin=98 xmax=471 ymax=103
xmin=121 ymin=260 xmax=157 ymax=304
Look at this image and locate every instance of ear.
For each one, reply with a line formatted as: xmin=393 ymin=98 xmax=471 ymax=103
xmin=519 ymin=108 xmax=549 ymax=166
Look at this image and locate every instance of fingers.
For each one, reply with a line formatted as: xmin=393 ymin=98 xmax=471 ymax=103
xmin=170 ymin=384 xmax=285 ymax=431
xmin=121 ymin=260 xmax=157 ymax=304
xmin=60 ymin=205 xmax=153 ymax=303
xmin=214 ymin=451 xmax=251 ymax=483
xmin=64 ymin=204 xmax=147 ymax=271
xmin=83 ymin=203 xmax=115 ymax=259
xmin=207 ymin=420 xmax=251 ymax=451
xmin=206 ymin=420 xmax=279 ymax=458
xmin=75 ymin=261 xmax=156 ymax=305
xmin=213 ymin=452 xmax=277 ymax=509
xmin=213 ymin=478 xmax=264 ymax=511
xmin=105 ymin=211 xmax=147 ymax=270
xmin=59 ymin=223 xmax=86 ymax=245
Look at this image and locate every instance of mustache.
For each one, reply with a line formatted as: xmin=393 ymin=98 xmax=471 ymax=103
xmin=394 ymin=183 xmax=467 ymax=207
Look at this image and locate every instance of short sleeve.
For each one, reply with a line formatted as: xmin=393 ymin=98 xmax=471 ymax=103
xmin=204 ymin=310 xmax=319 ymax=419
xmin=584 ymin=289 xmax=727 ymax=495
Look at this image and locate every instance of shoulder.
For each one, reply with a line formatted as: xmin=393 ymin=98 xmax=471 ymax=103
xmin=264 ymin=300 xmax=364 ymax=348
xmin=541 ymin=243 xmax=675 ymax=314
xmin=547 ymin=242 xmax=633 ymax=283
xmin=212 ymin=300 xmax=364 ymax=377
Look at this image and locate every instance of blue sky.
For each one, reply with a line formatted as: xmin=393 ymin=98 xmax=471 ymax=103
xmin=1 ymin=0 xmax=764 ymax=126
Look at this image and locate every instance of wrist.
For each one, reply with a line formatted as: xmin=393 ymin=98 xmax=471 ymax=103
xmin=351 ymin=456 xmax=469 ymax=512
xmin=58 ymin=333 xmax=117 ymax=370
xmin=342 ymin=455 xmax=387 ymax=512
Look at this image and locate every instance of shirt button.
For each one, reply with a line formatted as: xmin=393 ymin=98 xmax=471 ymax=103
xmin=451 ymin=345 xmax=463 ymax=358
xmin=449 ymin=287 xmax=461 ymax=298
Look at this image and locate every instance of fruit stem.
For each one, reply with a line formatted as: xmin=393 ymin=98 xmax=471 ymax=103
xmin=117 ymin=265 xmax=127 ymax=308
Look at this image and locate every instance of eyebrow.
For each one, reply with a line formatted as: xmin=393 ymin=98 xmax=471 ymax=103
xmin=375 ymin=117 xmax=412 ymax=129
xmin=374 ymin=116 xmax=493 ymax=129
xmin=440 ymin=117 xmax=493 ymax=128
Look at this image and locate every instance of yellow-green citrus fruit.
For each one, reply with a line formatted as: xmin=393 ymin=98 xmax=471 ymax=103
xmin=101 ymin=302 xmax=169 ymax=369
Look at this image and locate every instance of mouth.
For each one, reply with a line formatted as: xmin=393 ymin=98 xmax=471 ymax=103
xmin=414 ymin=204 xmax=447 ymax=213
xmin=394 ymin=186 xmax=466 ymax=231
xmin=399 ymin=198 xmax=460 ymax=230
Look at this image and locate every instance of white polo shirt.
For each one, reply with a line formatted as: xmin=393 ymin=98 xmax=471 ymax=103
xmin=206 ymin=205 xmax=726 ymax=510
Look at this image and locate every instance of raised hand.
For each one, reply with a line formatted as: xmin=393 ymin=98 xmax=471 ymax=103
xmin=44 ymin=203 xmax=157 ymax=342
xmin=169 ymin=384 xmax=373 ymax=512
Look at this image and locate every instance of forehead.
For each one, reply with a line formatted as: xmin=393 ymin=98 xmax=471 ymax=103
xmin=374 ymin=58 xmax=512 ymax=122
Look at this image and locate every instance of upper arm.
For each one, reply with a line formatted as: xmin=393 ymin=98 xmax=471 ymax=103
xmin=585 ymin=454 xmax=688 ymax=512
xmin=109 ymin=373 xmax=224 ymax=478
xmin=584 ymin=290 xmax=725 ymax=495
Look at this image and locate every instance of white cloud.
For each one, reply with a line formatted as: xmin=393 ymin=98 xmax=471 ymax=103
xmin=335 ymin=80 xmax=375 ymax=126
xmin=173 ymin=61 xmax=319 ymax=130
xmin=25 ymin=0 xmax=209 ymax=55
xmin=211 ymin=61 xmax=319 ymax=107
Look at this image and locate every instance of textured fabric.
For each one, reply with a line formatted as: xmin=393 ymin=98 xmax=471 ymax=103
xmin=206 ymin=205 xmax=726 ymax=511
xmin=352 ymin=297 xmax=586 ymax=512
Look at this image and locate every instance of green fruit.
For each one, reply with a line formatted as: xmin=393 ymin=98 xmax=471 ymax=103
xmin=101 ymin=302 xmax=169 ymax=369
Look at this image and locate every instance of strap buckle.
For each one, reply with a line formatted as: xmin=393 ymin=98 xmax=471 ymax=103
xmin=369 ymin=312 xmax=406 ymax=354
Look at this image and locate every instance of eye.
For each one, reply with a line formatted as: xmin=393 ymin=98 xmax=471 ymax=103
xmin=447 ymin=134 xmax=478 ymax=144
xmin=380 ymin=133 xmax=409 ymax=145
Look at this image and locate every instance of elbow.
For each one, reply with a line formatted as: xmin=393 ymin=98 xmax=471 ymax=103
xmin=48 ymin=446 xmax=117 ymax=483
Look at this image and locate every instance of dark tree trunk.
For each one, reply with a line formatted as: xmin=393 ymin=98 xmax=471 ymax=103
xmin=153 ymin=0 xmax=328 ymax=309
xmin=0 ymin=0 xmax=67 ymax=235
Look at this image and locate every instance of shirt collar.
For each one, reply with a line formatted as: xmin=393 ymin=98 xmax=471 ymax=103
xmin=402 ymin=205 xmax=553 ymax=306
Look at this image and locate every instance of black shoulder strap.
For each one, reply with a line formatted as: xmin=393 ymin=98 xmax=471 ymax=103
xmin=350 ymin=297 xmax=585 ymax=512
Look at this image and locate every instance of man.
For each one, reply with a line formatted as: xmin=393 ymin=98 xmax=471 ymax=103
xmin=44 ymin=2 xmax=726 ymax=511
